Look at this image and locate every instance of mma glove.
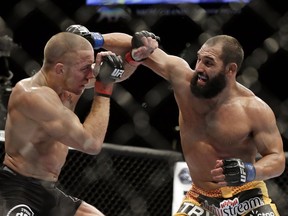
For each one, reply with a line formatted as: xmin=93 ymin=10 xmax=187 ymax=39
xmin=95 ymin=55 xmax=124 ymax=97
xmin=66 ymin=24 xmax=104 ymax=50
xmin=222 ymin=158 xmax=256 ymax=186
xmin=125 ymin=30 xmax=160 ymax=67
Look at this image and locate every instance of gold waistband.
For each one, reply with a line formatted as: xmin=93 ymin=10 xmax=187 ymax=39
xmin=187 ymin=181 xmax=264 ymax=199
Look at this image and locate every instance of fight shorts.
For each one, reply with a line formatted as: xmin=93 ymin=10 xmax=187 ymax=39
xmin=174 ymin=181 xmax=279 ymax=216
xmin=0 ymin=165 xmax=82 ymax=216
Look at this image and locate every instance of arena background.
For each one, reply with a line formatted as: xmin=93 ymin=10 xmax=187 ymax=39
xmin=0 ymin=0 xmax=288 ymax=215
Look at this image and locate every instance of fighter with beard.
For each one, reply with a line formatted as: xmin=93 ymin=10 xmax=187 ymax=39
xmin=129 ymin=34 xmax=285 ymax=215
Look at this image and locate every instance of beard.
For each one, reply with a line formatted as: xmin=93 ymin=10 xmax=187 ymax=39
xmin=190 ymin=71 xmax=227 ymax=99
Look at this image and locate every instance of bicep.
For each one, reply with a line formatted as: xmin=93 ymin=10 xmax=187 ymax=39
xmin=20 ymin=89 xmax=85 ymax=145
xmin=250 ymin=101 xmax=285 ymax=178
xmin=102 ymin=33 xmax=132 ymax=55
xmin=252 ymin=104 xmax=283 ymax=156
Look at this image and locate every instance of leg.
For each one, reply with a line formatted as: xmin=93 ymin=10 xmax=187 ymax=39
xmin=74 ymin=201 xmax=105 ymax=216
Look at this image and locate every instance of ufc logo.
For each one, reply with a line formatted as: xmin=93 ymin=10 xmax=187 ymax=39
xmin=111 ymin=69 xmax=124 ymax=78
xmin=239 ymin=162 xmax=246 ymax=183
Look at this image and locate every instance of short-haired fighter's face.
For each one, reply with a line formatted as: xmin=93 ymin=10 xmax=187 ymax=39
xmin=61 ymin=50 xmax=95 ymax=95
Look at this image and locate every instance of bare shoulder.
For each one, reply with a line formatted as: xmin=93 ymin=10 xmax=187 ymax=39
xmin=10 ymin=80 xmax=62 ymax=119
xmin=14 ymin=80 xmax=57 ymax=102
xmin=233 ymin=83 xmax=274 ymax=120
xmin=246 ymin=95 xmax=273 ymax=115
xmin=238 ymin=87 xmax=276 ymax=125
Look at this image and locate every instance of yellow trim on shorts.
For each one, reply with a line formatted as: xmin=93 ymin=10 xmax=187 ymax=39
xmin=174 ymin=181 xmax=280 ymax=216
xmin=187 ymin=181 xmax=270 ymax=199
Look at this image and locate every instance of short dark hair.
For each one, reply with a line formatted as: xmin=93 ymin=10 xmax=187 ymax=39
xmin=205 ymin=35 xmax=244 ymax=72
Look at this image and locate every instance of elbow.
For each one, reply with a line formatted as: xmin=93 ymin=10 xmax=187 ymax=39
xmin=86 ymin=147 xmax=102 ymax=155
xmin=279 ymin=154 xmax=286 ymax=175
xmin=273 ymin=153 xmax=286 ymax=178
xmin=82 ymin=139 xmax=103 ymax=155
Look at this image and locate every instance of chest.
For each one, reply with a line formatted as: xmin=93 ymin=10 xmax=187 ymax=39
xmin=181 ymin=103 xmax=252 ymax=147
xmin=205 ymin=111 xmax=251 ymax=144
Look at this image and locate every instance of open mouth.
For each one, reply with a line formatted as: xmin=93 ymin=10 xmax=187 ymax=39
xmin=197 ymin=73 xmax=208 ymax=85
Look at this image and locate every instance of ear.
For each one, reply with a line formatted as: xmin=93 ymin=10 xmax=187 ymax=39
xmin=55 ymin=62 xmax=64 ymax=74
xmin=226 ymin=62 xmax=237 ymax=74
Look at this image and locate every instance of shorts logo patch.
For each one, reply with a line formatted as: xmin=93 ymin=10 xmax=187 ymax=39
xmin=177 ymin=202 xmax=214 ymax=215
xmin=202 ymin=197 xmax=264 ymax=215
xmin=248 ymin=204 xmax=276 ymax=216
xmin=6 ymin=204 xmax=34 ymax=216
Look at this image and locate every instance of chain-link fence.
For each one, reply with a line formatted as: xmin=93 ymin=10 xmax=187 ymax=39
xmin=58 ymin=144 xmax=183 ymax=216
xmin=1 ymin=141 xmax=287 ymax=215
xmin=1 ymin=0 xmax=288 ymax=152
xmin=1 ymin=1 xmax=288 ymax=215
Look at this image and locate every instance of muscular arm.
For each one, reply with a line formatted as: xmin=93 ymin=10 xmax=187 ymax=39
xmin=211 ymin=96 xmax=285 ymax=186
xmin=142 ymin=48 xmax=193 ymax=84
xmin=102 ymin=33 xmax=132 ymax=55
xmin=102 ymin=32 xmax=159 ymax=82
xmin=251 ymin=100 xmax=285 ymax=180
xmin=18 ymin=86 xmax=109 ymax=155
xmin=102 ymin=33 xmax=137 ymax=82
xmin=211 ymin=98 xmax=285 ymax=186
xmin=101 ymin=30 xmax=189 ymax=83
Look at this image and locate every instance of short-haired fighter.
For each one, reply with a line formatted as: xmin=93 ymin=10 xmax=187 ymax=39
xmin=0 ymin=28 xmax=159 ymax=216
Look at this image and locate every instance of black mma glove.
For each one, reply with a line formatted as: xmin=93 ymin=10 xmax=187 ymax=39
xmin=66 ymin=24 xmax=104 ymax=49
xmin=131 ymin=31 xmax=160 ymax=50
xmin=95 ymin=55 xmax=124 ymax=97
xmin=222 ymin=158 xmax=256 ymax=186
xmin=125 ymin=30 xmax=160 ymax=66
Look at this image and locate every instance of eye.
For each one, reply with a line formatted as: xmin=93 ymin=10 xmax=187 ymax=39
xmin=204 ymin=59 xmax=214 ymax=67
xmin=80 ymin=65 xmax=93 ymax=73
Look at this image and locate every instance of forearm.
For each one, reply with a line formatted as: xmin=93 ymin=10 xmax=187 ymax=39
xmin=82 ymin=95 xmax=110 ymax=154
xmin=254 ymin=152 xmax=286 ymax=181
xmin=102 ymin=33 xmax=132 ymax=55
xmin=116 ymin=63 xmax=138 ymax=82
xmin=143 ymin=49 xmax=174 ymax=81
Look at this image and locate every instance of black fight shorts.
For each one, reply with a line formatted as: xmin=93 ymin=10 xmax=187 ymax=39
xmin=0 ymin=165 xmax=82 ymax=216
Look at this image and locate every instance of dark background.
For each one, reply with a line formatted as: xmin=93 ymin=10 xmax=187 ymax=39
xmin=0 ymin=0 xmax=288 ymax=152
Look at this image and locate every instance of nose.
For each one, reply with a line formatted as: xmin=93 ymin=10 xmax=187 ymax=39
xmin=195 ymin=58 xmax=207 ymax=72
xmin=86 ymin=63 xmax=98 ymax=80
xmin=195 ymin=60 xmax=204 ymax=72
xmin=86 ymin=68 xmax=94 ymax=80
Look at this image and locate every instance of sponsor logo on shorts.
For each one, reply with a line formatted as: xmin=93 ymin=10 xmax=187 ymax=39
xmin=177 ymin=200 xmax=275 ymax=216
xmin=6 ymin=204 xmax=34 ymax=216
xmin=248 ymin=204 xmax=276 ymax=216
xmin=248 ymin=211 xmax=275 ymax=216
xmin=202 ymin=197 xmax=264 ymax=215
xmin=177 ymin=202 xmax=214 ymax=215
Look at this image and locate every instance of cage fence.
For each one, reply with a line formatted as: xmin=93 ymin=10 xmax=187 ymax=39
xmin=1 ymin=142 xmax=286 ymax=216
xmin=1 ymin=0 xmax=288 ymax=215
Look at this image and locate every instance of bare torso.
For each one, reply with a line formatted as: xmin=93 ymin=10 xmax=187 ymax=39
xmin=143 ymin=47 xmax=284 ymax=192
xmin=174 ymin=74 xmax=258 ymax=190
xmin=3 ymin=73 xmax=79 ymax=182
